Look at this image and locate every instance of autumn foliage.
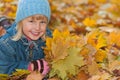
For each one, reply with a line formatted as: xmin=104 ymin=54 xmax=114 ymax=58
xmin=1 ymin=0 xmax=120 ymax=80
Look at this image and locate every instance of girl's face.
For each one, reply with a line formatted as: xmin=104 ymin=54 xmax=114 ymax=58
xmin=22 ymin=14 xmax=48 ymax=40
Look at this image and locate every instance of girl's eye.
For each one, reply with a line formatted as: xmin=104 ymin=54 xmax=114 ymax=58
xmin=40 ymin=21 xmax=47 ymax=23
xmin=40 ymin=21 xmax=47 ymax=24
xmin=29 ymin=20 xmax=34 ymax=22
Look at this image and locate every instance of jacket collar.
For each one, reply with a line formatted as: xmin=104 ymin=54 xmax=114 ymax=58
xmin=20 ymin=35 xmax=39 ymax=51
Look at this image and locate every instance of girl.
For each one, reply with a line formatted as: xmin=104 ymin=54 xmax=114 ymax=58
xmin=0 ymin=0 xmax=52 ymax=79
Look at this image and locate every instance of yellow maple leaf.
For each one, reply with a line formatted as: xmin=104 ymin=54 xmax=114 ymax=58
xmin=11 ymin=5 xmax=17 ymax=12
xmin=62 ymin=29 xmax=70 ymax=38
xmin=96 ymin=34 xmax=107 ymax=50
xmin=86 ymin=29 xmax=107 ymax=50
xmin=52 ymin=29 xmax=70 ymax=43
xmin=8 ymin=12 xmax=16 ymax=18
xmin=4 ymin=0 xmax=14 ymax=2
xmin=86 ymin=30 xmax=99 ymax=47
xmin=108 ymin=32 xmax=120 ymax=48
xmin=45 ymin=37 xmax=52 ymax=50
xmin=83 ymin=18 xmax=96 ymax=27
xmin=80 ymin=47 xmax=90 ymax=56
xmin=44 ymin=29 xmax=86 ymax=63
xmin=52 ymin=29 xmax=61 ymax=40
xmin=96 ymin=0 xmax=107 ymax=3
xmin=44 ymin=29 xmax=72 ymax=62
xmin=51 ymin=37 xmax=69 ymax=62
xmin=94 ymin=49 xmax=107 ymax=63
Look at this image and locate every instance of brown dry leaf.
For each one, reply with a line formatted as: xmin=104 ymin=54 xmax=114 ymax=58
xmin=80 ymin=47 xmax=90 ymax=57
xmin=70 ymin=21 xmax=87 ymax=34
xmin=99 ymin=27 xmax=120 ymax=32
xmin=109 ymin=60 xmax=120 ymax=71
xmin=80 ymin=44 xmax=96 ymax=65
xmin=75 ymin=70 xmax=89 ymax=80
xmin=88 ymin=71 xmax=111 ymax=80
xmin=88 ymin=75 xmax=100 ymax=80
xmin=88 ymin=61 xmax=99 ymax=75
xmin=109 ymin=46 xmax=120 ymax=56
xmin=70 ymin=35 xmax=86 ymax=48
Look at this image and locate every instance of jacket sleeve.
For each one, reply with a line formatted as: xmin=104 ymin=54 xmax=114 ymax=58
xmin=0 ymin=39 xmax=29 ymax=75
xmin=1 ymin=22 xmax=16 ymax=40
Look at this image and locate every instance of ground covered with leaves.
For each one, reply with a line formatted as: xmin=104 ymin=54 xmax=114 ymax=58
xmin=0 ymin=0 xmax=120 ymax=80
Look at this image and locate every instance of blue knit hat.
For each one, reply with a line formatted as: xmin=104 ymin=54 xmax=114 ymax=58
xmin=15 ymin=0 xmax=51 ymax=24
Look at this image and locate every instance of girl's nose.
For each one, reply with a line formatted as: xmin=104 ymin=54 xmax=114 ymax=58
xmin=35 ymin=23 xmax=41 ymax=30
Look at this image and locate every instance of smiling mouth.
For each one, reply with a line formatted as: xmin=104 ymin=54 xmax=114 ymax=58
xmin=31 ymin=31 xmax=43 ymax=36
xmin=32 ymin=32 xmax=39 ymax=34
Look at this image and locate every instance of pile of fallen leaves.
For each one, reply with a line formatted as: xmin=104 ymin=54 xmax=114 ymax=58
xmin=44 ymin=28 xmax=120 ymax=80
xmin=0 ymin=0 xmax=120 ymax=80
xmin=49 ymin=0 xmax=120 ymax=33
xmin=45 ymin=0 xmax=120 ymax=79
xmin=44 ymin=29 xmax=85 ymax=80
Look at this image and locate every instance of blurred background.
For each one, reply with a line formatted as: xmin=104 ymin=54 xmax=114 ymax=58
xmin=1 ymin=0 xmax=120 ymax=34
xmin=1 ymin=0 xmax=120 ymax=80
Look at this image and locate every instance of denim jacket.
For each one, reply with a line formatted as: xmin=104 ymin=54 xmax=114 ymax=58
xmin=0 ymin=23 xmax=52 ymax=74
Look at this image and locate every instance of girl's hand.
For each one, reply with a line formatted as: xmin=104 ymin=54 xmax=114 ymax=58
xmin=26 ymin=71 xmax=44 ymax=80
xmin=26 ymin=71 xmax=59 ymax=80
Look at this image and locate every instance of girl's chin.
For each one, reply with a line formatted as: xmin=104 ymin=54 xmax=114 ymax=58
xmin=30 ymin=37 xmax=40 ymax=40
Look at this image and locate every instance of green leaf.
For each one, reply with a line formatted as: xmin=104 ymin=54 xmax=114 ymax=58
xmin=49 ymin=47 xmax=84 ymax=80
xmin=0 ymin=74 xmax=9 ymax=80
xmin=12 ymin=69 xmax=30 ymax=76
